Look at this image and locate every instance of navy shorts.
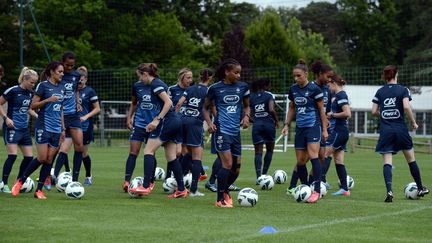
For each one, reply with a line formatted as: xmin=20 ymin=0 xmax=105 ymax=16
xmin=294 ymin=126 xmax=322 ymax=150
xmin=320 ymin=127 xmax=331 ymax=148
xmin=3 ymin=127 xmax=32 ymax=146
xmin=326 ymin=128 xmax=349 ymax=151
xmin=376 ymin=129 xmax=413 ymax=154
xmin=212 ymin=130 xmax=242 ymax=157
xmin=83 ymin=129 xmax=94 ymax=145
xmin=182 ymin=122 xmax=204 ymax=147
xmin=150 ymin=115 xmax=182 ymax=144
xmin=129 ymin=126 xmax=150 ymax=143
xmin=64 ymin=113 xmax=82 ymax=136
xmin=252 ymin=123 xmax=276 ymax=144
xmin=34 ymin=126 xmax=61 ymax=148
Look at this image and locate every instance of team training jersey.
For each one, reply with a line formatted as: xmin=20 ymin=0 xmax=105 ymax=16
xmin=313 ymin=81 xmax=331 ymax=113
xmin=207 ymin=81 xmax=250 ymax=135
xmin=78 ymin=86 xmax=98 ymax=132
xmin=372 ymin=84 xmax=411 ymax=130
xmin=1 ymin=85 xmax=33 ymax=129
xmin=61 ymin=70 xmax=80 ymax=115
xmin=131 ymin=81 xmax=157 ymax=128
xmin=330 ymin=90 xmax=349 ymax=129
xmin=250 ymin=91 xmax=276 ymax=125
xmin=288 ymin=82 xmax=323 ymax=128
xmin=181 ymin=84 xmax=208 ymax=122
xmin=34 ymin=81 xmax=65 ymax=133
xmin=168 ymin=84 xmax=187 ymax=114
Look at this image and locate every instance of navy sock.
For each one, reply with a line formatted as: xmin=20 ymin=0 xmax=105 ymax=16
xmin=227 ymin=158 xmax=239 ymax=187
xmin=191 ymin=160 xmax=202 ymax=193
xmin=310 ymin=158 xmax=321 ymax=193
xmin=143 ymin=154 xmax=156 ymax=188
xmin=36 ymin=164 xmax=52 ymax=191
xmin=54 ymin=152 xmax=68 ymax=177
xmin=124 ymin=154 xmax=137 ymax=182
xmin=83 ymin=156 xmax=92 ymax=177
xmin=408 ymin=161 xmax=423 ymax=189
xmin=2 ymin=154 xmax=17 ymax=184
xmin=169 ymin=159 xmax=185 ymax=191
xmin=181 ymin=153 xmax=192 ymax=175
xmin=18 ymin=156 xmax=33 ymax=179
xmin=217 ymin=168 xmax=230 ymax=201
xmin=308 ymin=174 xmax=315 ymax=185
xmin=209 ymin=157 xmax=221 ymax=184
xmin=72 ymin=151 xmax=83 ymax=182
xmin=321 ymin=157 xmax=332 ymax=182
xmin=297 ymin=165 xmax=308 ymax=185
xmin=254 ymin=153 xmax=262 ymax=178
xmin=289 ymin=169 xmax=299 ymax=189
xmin=20 ymin=158 xmax=41 ymax=182
xmin=200 ymin=165 xmax=205 ymax=175
xmin=336 ymin=164 xmax=348 ymax=190
xmin=64 ymin=154 xmax=70 ymax=172
xmin=151 ymin=157 xmax=157 ymax=183
xmin=262 ymin=152 xmax=273 ymax=175
xmin=383 ymin=164 xmax=392 ymax=193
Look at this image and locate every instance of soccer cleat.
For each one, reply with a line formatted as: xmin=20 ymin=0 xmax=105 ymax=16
xmin=133 ymin=186 xmax=151 ymax=196
xmin=44 ymin=176 xmax=52 ymax=191
xmin=324 ymin=182 xmax=331 ymax=190
xmin=168 ymin=189 xmax=188 ymax=199
xmin=84 ymin=177 xmax=92 ymax=186
xmin=149 ymin=182 xmax=155 ymax=191
xmin=205 ymin=182 xmax=217 ymax=192
xmin=11 ymin=180 xmax=23 ymax=197
xmin=228 ymin=184 xmax=241 ymax=191
xmin=122 ymin=181 xmax=130 ymax=193
xmin=2 ymin=185 xmax=11 ymax=193
xmin=384 ymin=191 xmax=393 ymax=203
xmin=307 ymin=191 xmax=320 ymax=203
xmin=332 ymin=189 xmax=350 ymax=196
xmin=223 ymin=192 xmax=233 ymax=206
xmin=51 ymin=175 xmax=57 ymax=186
xmin=190 ymin=191 xmax=205 ymax=197
xmin=34 ymin=190 xmax=47 ymax=200
xmin=287 ymin=187 xmax=296 ymax=195
xmin=418 ymin=187 xmax=430 ymax=197
xmin=215 ymin=200 xmax=233 ymax=208
xmin=199 ymin=174 xmax=208 ymax=182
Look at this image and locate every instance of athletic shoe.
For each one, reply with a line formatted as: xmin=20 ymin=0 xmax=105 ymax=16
xmin=215 ymin=200 xmax=233 ymax=208
xmin=134 ymin=186 xmax=151 ymax=196
xmin=418 ymin=187 xmax=430 ymax=197
xmin=149 ymin=182 xmax=155 ymax=191
xmin=199 ymin=174 xmax=208 ymax=182
xmin=324 ymin=182 xmax=331 ymax=190
xmin=168 ymin=189 xmax=188 ymax=199
xmin=228 ymin=184 xmax=241 ymax=191
xmin=122 ymin=181 xmax=130 ymax=193
xmin=384 ymin=191 xmax=393 ymax=203
xmin=205 ymin=182 xmax=217 ymax=192
xmin=34 ymin=190 xmax=47 ymax=200
xmin=11 ymin=180 xmax=23 ymax=197
xmin=51 ymin=175 xmax=57 ymax=186
xmin=84 ymin=177 xmax=92 ymax=186
xmin=332 ymin=189 xmax=350 ymax=196
xmin=190 ymin=191 xmax=205 ymax=197
xmin=287 ymin=187 xmax=296 ymax=195
xmin=44 ymin=176 xmax=52 ymax=191
xmin=223 ymin=192 xmax=233 ymax=206
xmin=2 ymin=185 xmax=11 ymax=193
xmin=307 ymin=191 xmax=320 ymax=203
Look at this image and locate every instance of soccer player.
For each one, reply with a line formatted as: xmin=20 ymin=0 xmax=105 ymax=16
xmin=372 ymin=65 xmax=429 ymax=202
xmin=325 ymin=74 xmax=352 ymax=196
xmin=282 ymin=60 xmax=328 ymax=203
xmin=11 ymin=61 xmax=66 ymax=199
xmin=0 ymin=67 xmax=38 ymax=193
xmin=203 ymin=58 xmax=250 ymax=208
xmin=249 ymin=78 xmax=278 ymax=182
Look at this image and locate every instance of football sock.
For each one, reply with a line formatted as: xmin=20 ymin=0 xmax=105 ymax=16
xmin=20 ymin=158 xmax=41 ymax=182
xmin=297 ymin=165 xmax=308 ymax=185
xmin=168 ymin=158 xmax=185 ymax=191
xmin=124 ymin=154 xmax=137 ymax=182
xmin=181 ymin=153 xmax=192 ymax=176
xmin=254 ymin=152 xmax=262 ymax=178
xmin=36 ymin=163 xmax=52 ymax=191
xmin=217 ymin=168 xmax=230 ymax=201
xmin=151 ymin=157 xmax=157 ymax=183
xmin=289 ymin=169 xmax=299 ymax=189
xmin=190 ymin=159 xmax=202 ymax=193
xmin=227 ymin=158 xmax=239 ymax=187
xmin=308 ymin=174 xmax=315 ymax=185
xmin=310 ymin=158 xmax=321 ymax=194
xmin=321 ymin=156 xmax=332 ymax=182
xmin=143 ymin=154 xmax=155 ymax=188
xmin=2 ymin=154 xmax=17 ymax=184
xmin=383 ymin=164 xmax=392 ymax=193
xmin=262 ymin=152 xmax=273 ymax=175
xmin=18 ymin=156 xmax=33 ymax=179
xmin=54 ymin=152 xmax=68 ymax=177
xmin=209 ymin=157 xmax=221 ymax=184
xmin=408 ymin=161 xmax=423 ymax=189
xmin=336 ymin=164 xmax=348 ymax=190
xmin=83 ymin=155 xmax=92 ymax=177
xmin=72 ymin=151 xmax=83 ymax=182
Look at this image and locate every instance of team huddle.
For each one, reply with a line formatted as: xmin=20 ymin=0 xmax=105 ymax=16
xmin=0 ymin=51 xmax=429 ymax=206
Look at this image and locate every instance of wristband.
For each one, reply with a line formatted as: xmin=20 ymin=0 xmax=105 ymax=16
xmin=3 ymin=116 xmax=7 ymax=120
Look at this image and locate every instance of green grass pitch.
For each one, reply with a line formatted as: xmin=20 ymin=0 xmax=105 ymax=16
xmin=1 ymin=146 xmax=431 ymax=242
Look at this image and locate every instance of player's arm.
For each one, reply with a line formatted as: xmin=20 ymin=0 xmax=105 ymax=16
xmin=81 ymin=101 xmax=100 ymax=122
xmin=28 ymin=108 xmax=38 ymax=119
xmin=126 ymin=96 xmax=137 ymax=130
xmin=241 ymin=96 xmax=250 ymax=129
xmin=268 ymin=99 xmax=279 ymax=128
xmin=282 ymin=101 xmax=295 ymax=136
xmin=60 ymin=107 xmax=66 ymax=144
xmin=0 ymin=96 xmax=13 ymax=128
xmin=76 ymin=90 xmax=82 ymax=112
xmin=203 ymin=97 xmax=216 ymax=133
xmin=175 ymin=96 xmax=186 ymax=113
xmin=403 ymin=97 xmax=418 ymax=130
xmin=31 ymin=94 xmax=58 ymax=110
xmin=146 ymin=91 xmax=172 ymax=132
xmin=316 ymin=99 xmax=328 ymax=141
xmin=331 ymin=104 xmax=351 ymax=119
xmin=371 ymin=103 xmax=380 ymax=116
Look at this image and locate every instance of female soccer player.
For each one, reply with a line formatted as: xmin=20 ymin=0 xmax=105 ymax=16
xmin=282 ymin=60 xmax=328 ymax=203
xmin=325 ymin=74 xmax=351 ymax=196
xmin=0 ymin=67 xmax=38 ymax=193
xmin=11 ymin=61 xmax=65 ymax=199
xmin=203 ymin=58 xmax=250 ymax=208
xmin=249 ymin=78 xmax=278 ymax=182
xmin=372 ymin=65 xmax=429 ymax=202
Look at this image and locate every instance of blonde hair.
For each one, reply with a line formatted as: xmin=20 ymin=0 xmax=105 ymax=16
xmin=77 ymin=66 xmax=88 ymax=77
xmin=18 ymin=67 xmax=38 ymax=84
xmin=177 ymin=68 xmax=192 ymax=84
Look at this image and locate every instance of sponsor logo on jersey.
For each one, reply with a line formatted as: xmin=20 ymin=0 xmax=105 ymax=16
xmin=381 ymin=109 xmax=400 ymax=119
xmin=189 ymin=97 xmax=201 ymax=107
xmin=223 ymin=95 xmax=240 ymax=104
xmin=294 ymin=97 xmax=307 ymax=106
xmin=140 ymin=103 xmax=153 ymax=110
xmin=184 ymin=108 xmax=199 ymax=117
xmin=383 ymin=97 xmax=396 ymax=107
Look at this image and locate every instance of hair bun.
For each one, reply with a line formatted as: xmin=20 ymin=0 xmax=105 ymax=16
xmin=298 ymin=59 xmax=306 ymax=65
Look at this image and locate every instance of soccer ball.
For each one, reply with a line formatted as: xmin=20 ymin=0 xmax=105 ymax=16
xmin=273 ymin=170 xmax=288 ymax=184
xmin=65 ymin=182 xmax=85 ymax=199
xmin=293 ymin=184 xmax=312 ymax=203
xmin=56 ymin=174 xmax=72 ymax=192
xmin=338 ymin=175 xmax=355 ymax=189
xmin=310 ymin=181 xmax=327 ymax=198
xmin=20 ymin=177 xmax=35 ymax=193
xmin=154 ymin=167 xmax=166 ymax=181
xmin=128 ymin=177 xmax=144 ymax=198
xmin=183 ymin=173 xmax=192 ymax=189
xmin=58 ymin=171 xmax=72 ymax=179
xmin=163 ymin=177 xmax=178 ymax=194
xmin=237 ymin=188 xmax=258 ymax=207
xmin=404 ymin=182 xmax=419 ymax=200
xmin=257 ymin=175 xmax=274 ymax=190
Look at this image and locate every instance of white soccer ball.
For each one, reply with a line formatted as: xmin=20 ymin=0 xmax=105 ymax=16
xmin=272 ymin=170 xmax=288 ymax=184
xmin=338 ymin=175 xmax=355 ymax=190
xmin=20 ymin=177 xmax=35 ymax=193
xmin=163 ymin=177 xmax=178 ymax=194
xmin=0 ymin=181 xmax=4 ymax=191
xmin=310 ymin=181 xmax=327 ymax=198
xmin=65 ymin=182 xmax=85 ymax=199
xmin=154 ymin=167 xmax=166 ymax=181
xmin=293 ymin=184 xmax=312 ymax=203
xmin=404 ymin=182 xmax=419 ymax=200
xmin=128 ymin=177 xmax=144 ymax=198
xmin=257 ymin=175 xmax=274 ymax=190
xmin=56 ymin=174 xmax=72 ymax=192
xmin=183 ymin=173 xmax=192 ymax=189
xmin=237 ymin=187 xmax=258 ymax=207
xmin=58 ymin=171 xmax=72 ymax=179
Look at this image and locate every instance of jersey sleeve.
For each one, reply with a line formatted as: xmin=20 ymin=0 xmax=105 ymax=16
xmin=131 ymin=83 xmax=137 ymax=98
xmin=404 ymin=87 xmax=412 ymax=101
xmin=313 ymin=86 xmax=323 ymax=101
xmin=152 ymin=80 xmax=167 ymax=96
xmin=372 ymin=90 xmax=380 ymax=104
xmin=35 ymin=83 xmax=45 ymax=98
xmin=206 ymin=85 xmax=215 ymax=101
xmin=2 ymin=87 xmax=14 ymax=101
xmin=288 ymin=86 xmax=294 ymax=101
xmin=337 ymin=91 xmax=349 ymax=108
xmin=89 ymin=88 xmax=99 ymax=103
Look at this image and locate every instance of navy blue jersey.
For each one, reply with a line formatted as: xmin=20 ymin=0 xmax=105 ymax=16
xmin=372 ymin=84 xmax=411 ymax=130
xmin=34 ymin=81 xmax=65 ymax=133
xmin=330 ymin=91 xmax=349 ymax=129
xmin=207 ymin=81 xmax=250 ymax=135
xmin=250 ymin=91 xmax=276 ymax=125
xmin=288 ymin=82 xmax=323 ymax=128
xmin=168 ymin=84 xmax=187 ymax=114
xmin=181 ymin=84 xmax=207 ymax=122
xmin=78 ymin=86 xmax=98 ymax=132
xmin=151 ymin=78 xmax=175 ymax=117
xmin=2 ymin=86 xmax=33 ymax=129
xmin=313 ymin=81 xmax=331 ymax=113
xmin=131 ymin=81 xmax=156 ymax=128
xmin=61 ymin=70 xmax=80 ymax=115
